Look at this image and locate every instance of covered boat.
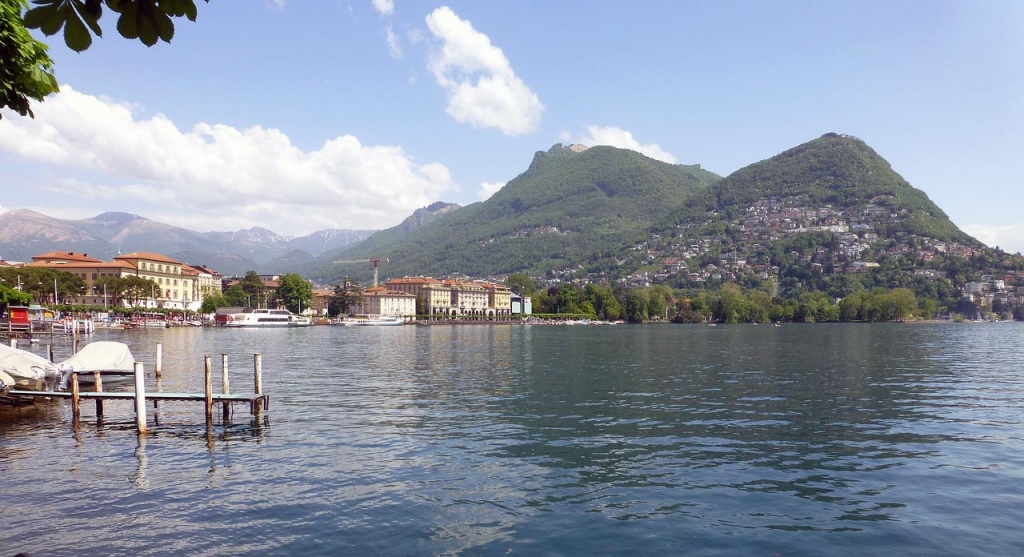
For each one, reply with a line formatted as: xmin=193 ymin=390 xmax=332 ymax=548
xmin=0 ymin=343 xmax=64 ymax=392
xmin=59 ymin=341 xmax=136 ymax=384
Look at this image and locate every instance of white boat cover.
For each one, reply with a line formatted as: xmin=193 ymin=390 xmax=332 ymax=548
xmin=0 ymin=343 xmax=63 ymax=391
xmin=60 ymin=341 xmax=135 ymax=374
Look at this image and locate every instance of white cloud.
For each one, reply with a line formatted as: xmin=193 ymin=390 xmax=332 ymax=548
xmin=0 ymin=86 xmax=455 ymax=236
xmin=372 ymin=0 xmax=394 ymax=16
xmin=572 ymin=125 xmax=678 ymax=164
xmin=478 ymin=181 xmax=505 ymax=200
xmin=425 ymin=6 xmax=543 ymax=135
xmin=385 ymin=25 xmax=402 ymax=58
xmin=962 ymin=224 xmax=1024 ymax=255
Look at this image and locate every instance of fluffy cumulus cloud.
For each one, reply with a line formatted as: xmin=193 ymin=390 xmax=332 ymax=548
xmin=425 ymin=7 xmax=543 ymax=135
xmin=478 ymin=181 xmax=505 ymax=200
xmin=0 ymin=86 xmax=455 ymax=235
xmin=385 ymin=25 xmax=402 ymax=58
xmin=372 ymin=0 xmax=394 ymax=16
xmin=572 ymin=125 xmax=678 ymax=164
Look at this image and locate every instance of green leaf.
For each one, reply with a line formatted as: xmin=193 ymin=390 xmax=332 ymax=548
xmin=115 ymin=0 xmax=139 ymax=38
xmin=137 ymin=11 xmax=158 ymax=46
xmin=183 ymin=0 xmax=196 ymax=21
xmin=154 ymin=10 xmax=173 ymax=42
xmin=38 ymin=3 xmax=71 ymax=36
xmin=72 ymin=0 xmax=103 ymax=37
xmin=23 ymin=4 xmax=59 ymax=30
xmin=63 ymin=10 xmax=93 ymax=52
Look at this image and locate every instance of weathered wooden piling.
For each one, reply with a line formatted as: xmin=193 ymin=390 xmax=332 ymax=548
xmin=94 ymin=370 xmax=103 ymax=415
xmin=253 ymin=353 xmax=264 ymax=415
xmin=221 ymin=353 xmax=231 ymax=421
xmin=134 ymin=362 xmax=147 ymax=434
xmin=155 ymin=343 xmax=163 ymax=377
xmin=204 ymin=356 xmax=213 ymax=425
xmin=71 ymin=372 xmax=80 ymax=423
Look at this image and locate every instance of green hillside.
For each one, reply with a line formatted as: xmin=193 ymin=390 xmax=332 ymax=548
xmin=667 ymin=133 xmax=976 ymax=244
xmin=311 ymin=144 xmax=721 ymax=282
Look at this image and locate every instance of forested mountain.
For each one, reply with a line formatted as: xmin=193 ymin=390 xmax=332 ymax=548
xmin=662 ymin=133 xmax=974 ymax=244
xmin=308 ymin=144 xmax=721 ymax=281
xmin=302 ymin=134 xmax=1023 ymax=322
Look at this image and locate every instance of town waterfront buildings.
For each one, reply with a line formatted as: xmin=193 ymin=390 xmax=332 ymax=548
xmin=23 ymin=250 xmax=223 ymax=311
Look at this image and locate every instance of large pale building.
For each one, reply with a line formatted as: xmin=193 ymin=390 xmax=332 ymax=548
xmin=25 ymin=250 xmax=221 ymax=310
xmin=384 ymin=276 xmax=513 ymax=319
xmin=350 ymin=286 xmax=417 ymax=319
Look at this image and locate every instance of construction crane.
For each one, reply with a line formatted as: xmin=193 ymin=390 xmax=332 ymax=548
xmin=333 ymin=257 xmax=388 ymax=288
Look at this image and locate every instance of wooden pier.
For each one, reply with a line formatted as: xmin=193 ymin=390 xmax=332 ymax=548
xmin=6 ymin=351 xmax=268 ymax=434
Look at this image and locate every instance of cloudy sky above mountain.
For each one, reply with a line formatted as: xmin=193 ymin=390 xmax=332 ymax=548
xmin=1 ymin=1 xmax=1022 ymax=252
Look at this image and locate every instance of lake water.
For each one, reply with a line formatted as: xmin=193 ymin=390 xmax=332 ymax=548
xmin=2 ymin=323 xmax=1023 ymax=556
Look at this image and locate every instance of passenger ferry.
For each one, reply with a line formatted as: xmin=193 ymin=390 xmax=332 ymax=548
xmin=221 ymin=308 xmax=312 ymax=327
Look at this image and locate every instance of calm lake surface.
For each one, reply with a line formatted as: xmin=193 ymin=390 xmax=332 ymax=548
xmin=2 ymin=323 xmax=1023 ymax=556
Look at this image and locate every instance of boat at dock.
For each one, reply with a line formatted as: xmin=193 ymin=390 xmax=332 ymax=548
xmin=59 ymin=341 xmax=136 ymax=385
xmin=221 ymin=308 xmax=313 ymax=327
xmin=333 ymin=315 xmax=405 ymax=326
xmin=0 ymin=342 xmax=64 ymax=393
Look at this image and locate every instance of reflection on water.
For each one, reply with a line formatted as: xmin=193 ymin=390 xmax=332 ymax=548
xmin=2 ymin=323 xmax=1024 ymax=556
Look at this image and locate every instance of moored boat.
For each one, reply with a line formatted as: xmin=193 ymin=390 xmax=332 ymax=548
xmin=0 ymin=343 xmax=64 ymax=392
xmin=333 ymin=314 xmax=405 ymax=326
xmin=222 ymin=308 xmax=312 ymax=327
xmin=59 ymin=341 xmax=136 ymax=385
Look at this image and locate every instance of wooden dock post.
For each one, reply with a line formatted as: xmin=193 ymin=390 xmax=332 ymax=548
xmin=134 ymin=362 xmax=148 ymax=434
xmin=94 ymin=370 xmax=104 ymax=416
xmin=204 ymin=356 xmax=213 ymax=425
xmin=8 ymin=338 xmax=15 ymax=348
xmin=71 ymin=372 xmax=80 ymax=423
xmin=253 ymin=353 xmax=263 ymax=415
xmin=155 ymin=343 xmax=163 ymax=377
xmin=221 ymin=353 xmax=231 ymax=421
xmin=48 ymin=344 xmax=54 ymax=362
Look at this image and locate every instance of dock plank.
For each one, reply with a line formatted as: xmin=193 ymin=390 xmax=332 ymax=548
xmin=7 ymin=389 xmax=266 ymax=402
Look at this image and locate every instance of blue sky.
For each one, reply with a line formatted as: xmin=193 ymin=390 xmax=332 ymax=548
xmin=1 ymin=1 xmax=1022 ymax=253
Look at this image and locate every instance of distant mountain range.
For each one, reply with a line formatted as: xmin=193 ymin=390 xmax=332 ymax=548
xmin=0 ymin=209 xmax=376 ymax=276
xmin=2 ymin=134 xmax=1007 ymax=294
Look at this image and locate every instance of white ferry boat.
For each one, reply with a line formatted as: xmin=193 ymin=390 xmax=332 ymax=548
xmin=222 ymin=308 xmax=312 ymax=327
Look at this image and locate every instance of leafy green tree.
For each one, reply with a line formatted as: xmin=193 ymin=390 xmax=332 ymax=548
xmin=222 ymin=284 xmax=248 ymax=307
xmin=328 ymin=278 xmax=362 ymax=318
xmin=1 ymin=0 xmax=59 ymax=118
xmin=238 ymin=271 xmax=266 ymax=306
xmin=24 ymin=0 xmax=209 ymax=51
xmin=505 ymin=273 xmax=536 ymax=297
xmin=93 ymin=275 xmax=127 ymax=306
xmin=276 ymin=273 xmax=312 ymax=314
xmin=0 ymin=284 xmax=32 ymax=311
xmin=121 ymin=275 xmax=159 ymax=307
xmin=625 ymin=290 xmax=648 ymax=323
xmin=199 ymin=292 xmax=226 ymax=313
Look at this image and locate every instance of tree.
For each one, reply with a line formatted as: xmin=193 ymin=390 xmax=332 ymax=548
xmin=222 ymin=284 xmax=248 ymax=307
xmin=199 ymin=292 xmax=225 ymax=314
xmin=328 ymin=278 xmax=362 ymax=318
xmin=93 ymin=275 xmax=127 ymax=306
xmin=3 ymin=0 xmax=206 ymax=119
xmin=24 ymin=0 xmax=209 ymax=51
xmin=121 ymin=275 xmax=159 ymax=307
xmin=238 ymin=271 xmax=266 ymax=307
xmin=1 ymin=0 xmax=59 ymax=118
xmin=276 ymin=273 xmax=312 ymax=314
xmin=505 ymin=273 xmax=535 ymax=297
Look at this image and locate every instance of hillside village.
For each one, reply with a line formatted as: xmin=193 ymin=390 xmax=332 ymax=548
xmin=542 ymin=193 xmax=1024 ymax=318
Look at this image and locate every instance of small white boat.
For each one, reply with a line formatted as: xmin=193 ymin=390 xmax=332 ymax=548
xmin=334 ymin=315 xmax=404 ymax=326
xmin=59 ymin=341 xmax=136 ymax=385
xmin=0 ymin=343 xmax=64 ymax=392
xmin=222 ymin=308 xmax=312 ymax=327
